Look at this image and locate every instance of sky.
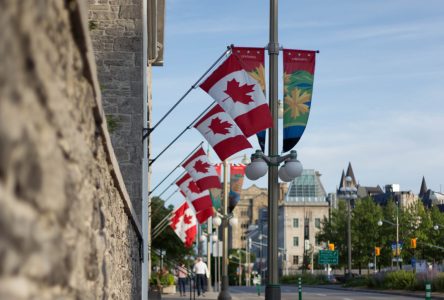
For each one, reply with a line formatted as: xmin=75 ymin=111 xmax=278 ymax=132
xmin=150 ymin=0 xmax=444 ymax=207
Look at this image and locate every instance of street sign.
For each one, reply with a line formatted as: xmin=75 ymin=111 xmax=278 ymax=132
xmin=319 ymin=250 xmax=338 ymax=265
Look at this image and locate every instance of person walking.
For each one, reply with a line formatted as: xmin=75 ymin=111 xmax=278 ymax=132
xmin=176 ymin=263 xmax=188 ymax=297
xmin=193 ymin=257 xmax=209 ymax=297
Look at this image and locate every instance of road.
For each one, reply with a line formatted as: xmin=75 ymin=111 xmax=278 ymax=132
xmin=227 ymin=285 xmax=424 ymax=300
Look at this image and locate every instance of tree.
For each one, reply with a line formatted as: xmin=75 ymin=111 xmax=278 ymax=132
xmin=317 ymin=201 xmax=347 ymax=270
xmin=150 ymin=197 xmax=194 ymax=269
xmin=351 ymin=197 xmax=383 ymax=274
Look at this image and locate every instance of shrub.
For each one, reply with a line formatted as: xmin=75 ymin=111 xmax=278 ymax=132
xmin=160 ymin=274 xmax=175 ymax=286
xmin=384 ymin=270 xmax=416 ymax=290
xmin=343 ymin=276 xmax=368 ymax=287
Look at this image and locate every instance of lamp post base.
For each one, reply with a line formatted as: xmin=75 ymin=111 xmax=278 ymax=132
xmin=265 ymin=284 xmax=281 ymax=300
xmin=217 ymin=275 xmax=232 ymax=300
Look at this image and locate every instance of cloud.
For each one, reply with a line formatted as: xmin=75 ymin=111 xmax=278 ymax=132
xmin=297 ymin=110 xmax=444 ymax=193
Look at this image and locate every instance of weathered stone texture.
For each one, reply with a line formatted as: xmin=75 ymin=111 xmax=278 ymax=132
xmin=0 ymin=1 xmax=141 ymax=299
xmin=89 ymin=0 xmax=143 ymax=222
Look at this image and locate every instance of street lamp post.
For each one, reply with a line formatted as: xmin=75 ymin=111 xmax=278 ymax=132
xmin=244 ymin=1 xmax=304 ymax=299
xmin=378 ymin=208 xmax=401 ymax=270
xmin=214 ymin=204 xmax=238 ymax=300
xmin=338 ymin=176 xmax=357 ymax=280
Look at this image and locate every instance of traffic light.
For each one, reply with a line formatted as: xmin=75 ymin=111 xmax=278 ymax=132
xmin=375 ymin=247 xmax=380 ymax=256
xmin=328 ymin=243 xmax=335 ymax=251
xmin=411 ymin=238 xmax=417 ymax=249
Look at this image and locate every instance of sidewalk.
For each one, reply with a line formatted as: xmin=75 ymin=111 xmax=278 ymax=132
xmin=160 ymin=290 xmax=251 ymax=300
xmin=318 ymin=284 xmax=444 ymax=299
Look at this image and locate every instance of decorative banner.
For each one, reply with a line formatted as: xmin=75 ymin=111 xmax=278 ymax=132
xmin=283 ymin=49 xmax=316 ymax=152
xmin=200 ymin=54 xmax=272 ymax=137
xmin=228 ymin=163 xmax=247 ymax=213
xmin=194 ymin=104 xmax=252 ymax=161
xmin=209 ymin=188 xmax=222 ymax=210
xmin=232 ymin=46 xmax=267 ymax=151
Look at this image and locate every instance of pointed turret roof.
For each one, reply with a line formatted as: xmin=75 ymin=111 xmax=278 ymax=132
xmin=419 ymin=176 xmax=428 ymax=198
xmin=346 ymin=162 xmax=357 ymax=187
xmin=339 ymin=170 xmax=346 ymax=189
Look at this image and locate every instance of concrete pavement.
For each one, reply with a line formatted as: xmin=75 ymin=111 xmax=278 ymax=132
xmin=162 ymin=284 xmax=442 ymax=300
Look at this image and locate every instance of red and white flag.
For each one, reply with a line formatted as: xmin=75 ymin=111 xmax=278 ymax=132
xmin=200 ymin=54 xmax=272 ymax=137
xmin=194 ymin=104 xmax=252 ymax=161
xmin=170 ymin=201 xmax=197 ymax=247
xmin=176 ymin=173 xmax=213 ymax=213
xmin=182 ymin=146 xmax=222 ymax=191
xmin=196 ymin=206 xmax=214 ymax=224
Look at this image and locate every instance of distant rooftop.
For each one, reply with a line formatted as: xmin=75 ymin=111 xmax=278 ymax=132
xmin=285 ymin=169 xmax=327 ymax=203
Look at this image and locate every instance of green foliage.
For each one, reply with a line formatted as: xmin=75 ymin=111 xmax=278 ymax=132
xmin=106 ymin=115 xmax=120 ymax=133
xmin=317 ymin=196 xmax=444 ymax=271
xmin=343 ymin=276 xmax=369 ymax=287
xmin=150 ymin=197 xmax=194 ymax=269
xmin=150 ymin=272 xmax=175 ymax=287
xmin=280 ymin=273 xmax=329 ymax=285
xmin=384 ymin=270 xmax=416 ymax=290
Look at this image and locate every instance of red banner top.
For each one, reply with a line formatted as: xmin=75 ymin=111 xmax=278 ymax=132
xmin=232 ymin=46 xmax=265 ymax=72
xmin=283 ymin=49 xmax=316 ymax=74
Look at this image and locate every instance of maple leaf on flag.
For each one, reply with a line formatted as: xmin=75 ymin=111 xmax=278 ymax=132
xmin=207 ymin=117 xmax=232 ymax=135
xmin=183 ymin=214 xmax=192 ymax=224
xmin=194 ymin=160 xmax=210 ymax=174
xmin=187 ymin=181 xmax=201 ymax=194
xmin=223 ymin=78 xmax=255 ymax=105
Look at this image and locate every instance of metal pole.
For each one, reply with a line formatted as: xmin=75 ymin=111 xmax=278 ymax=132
xmin=238 ymin=252 xmax=242 ymax=286
xmin=217 ymin=236 xmax=221 ymax=291
xmin=207 ymin=219 xmax=212 ymax=292
xmin=396 ymin=202 xmax=400 ymax=269
xmin=347 ymin=198 xmax=352 ymax=279
xmin=218 ymin=160 xmax=231 ymax=300
xmin=266 ymin=0 xmax=281 ymax=299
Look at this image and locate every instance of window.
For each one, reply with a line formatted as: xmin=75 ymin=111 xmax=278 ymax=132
xmin=293 ymin=255 xmax=299 ymax=265
xmin=315 ymin=218 xmax=321 ymax=229
xmin=293 ymin=236 xmax=299 ymax=247
xmin=293 ymin=218 xmax=299 ymax=228
xmin=241 ymin=210 xmax=249 ymax=217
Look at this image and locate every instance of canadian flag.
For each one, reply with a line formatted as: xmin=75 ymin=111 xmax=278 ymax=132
xmin=170 ymin=201 xmax=197 ymax=247
xmin=182 ymin=146 xmax=222 ymax=191
xmin=194 ymin=104 xmax=252 ymax=161
xmin=200 ymin=54 xmax=273 ymax=137
xmin=196 ymin=206 xmax=214 ymax=224
xmin=176 ymin=173 xmax=213 ymax=213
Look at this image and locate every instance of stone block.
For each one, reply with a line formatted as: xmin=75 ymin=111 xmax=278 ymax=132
xmin=119 ymin=5 xmax=141 ymax=19
xmin=113 ymin=36 xmax=141 ymax=52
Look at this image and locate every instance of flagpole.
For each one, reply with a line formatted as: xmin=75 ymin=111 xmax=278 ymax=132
xmin=147 ymin=47 xmax=232 ymax=136
xmin=149 ymin=102 xmax=214 ymax=166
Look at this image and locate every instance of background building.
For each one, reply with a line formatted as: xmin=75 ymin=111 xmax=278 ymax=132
xmin=279 ymin=169 xmax=329 ymax=274
xmin=230 ymin=184 xmax=288 ymax=249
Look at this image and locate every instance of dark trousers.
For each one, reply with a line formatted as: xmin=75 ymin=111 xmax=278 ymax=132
xmin=196 ymin=274 xmax=206 ymax=295
xmin=178 ymin=278 xmax=187 ymax=295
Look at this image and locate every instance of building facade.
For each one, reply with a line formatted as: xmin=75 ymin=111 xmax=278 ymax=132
xmin=230 ymin=184 xmax=288 ymax=249
xmin=279 ymin=169 xmax=329 ymax=274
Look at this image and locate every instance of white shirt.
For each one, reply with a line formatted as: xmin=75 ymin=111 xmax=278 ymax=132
xmin=193 ymin=261 xmax=209 ymax=276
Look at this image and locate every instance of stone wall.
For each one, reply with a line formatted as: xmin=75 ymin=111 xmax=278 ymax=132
xmin=89 ymin=0 xmax=144 ymax=222
xmin=0 ymin=1 xmax=141 ymax=299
